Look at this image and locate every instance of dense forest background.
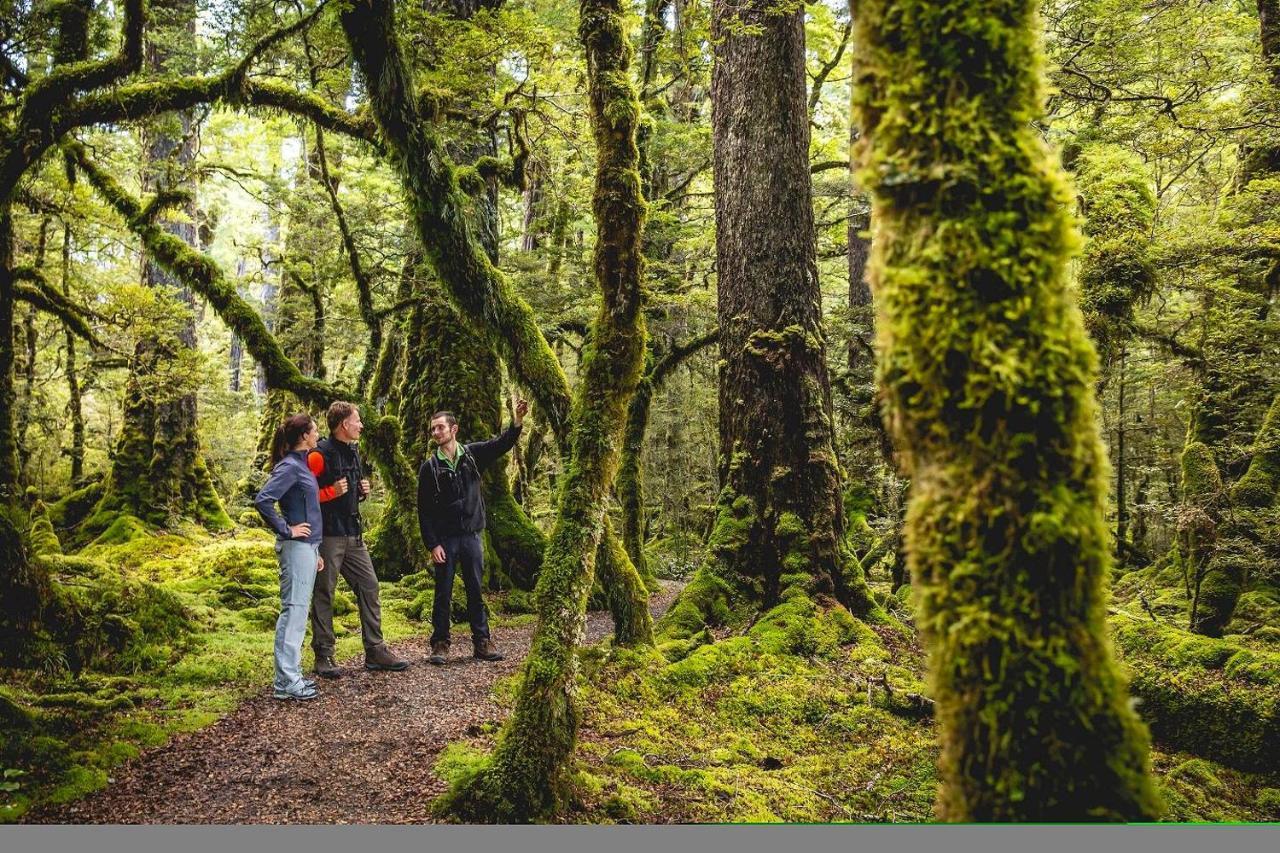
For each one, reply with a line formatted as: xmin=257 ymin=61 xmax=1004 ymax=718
xmin=1 ymin=0 xmax=1278 ymax=824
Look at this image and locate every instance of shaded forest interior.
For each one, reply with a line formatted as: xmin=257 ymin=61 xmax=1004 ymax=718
xmin=1 ymin=0 xmax=1279 ymax=824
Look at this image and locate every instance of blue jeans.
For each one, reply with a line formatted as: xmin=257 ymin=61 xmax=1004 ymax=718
xmin=430 ymin=532 xmax=490 ymax=645
xmin=274 ymin=540 xmax=319 ymax=692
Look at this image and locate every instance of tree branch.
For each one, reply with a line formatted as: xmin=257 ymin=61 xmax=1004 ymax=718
xmin=11 ymin=268 xmax=105 ymax=349
xmin=68 ymin=141 xmax=349 ymax=409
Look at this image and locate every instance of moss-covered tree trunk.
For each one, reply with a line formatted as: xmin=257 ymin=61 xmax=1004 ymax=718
xmin=852 ymin=0 xmax=1162 ymax=821
xmin=439 ymin=0 xmax=648 ymax=820
xmin=61 ymin=225 xmax=85 ymax=482
xmin=618 ymin=329 xmax=717 ymax=584
xmin=1073 ymin=144 xmax=1156 ymax=380
xmin=339 ymin=0 xmax=647 ymax=636
xmin=91 ymin=0 xmax=230 ymax=534
xmin=392 ymin=280 xmax=546 ymax=586
xmin=663 ymin=0 xmax=877 ymax=636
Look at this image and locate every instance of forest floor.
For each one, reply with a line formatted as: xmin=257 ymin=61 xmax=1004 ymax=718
xmin=23 ymin=582 xmax=683 ymax=824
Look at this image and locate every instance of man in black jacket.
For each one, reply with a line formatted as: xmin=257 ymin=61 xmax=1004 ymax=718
xmin=417 ymin=399 xmax=528 ymax=664
xmin=308 ymin=401 xmax=409 ymax=677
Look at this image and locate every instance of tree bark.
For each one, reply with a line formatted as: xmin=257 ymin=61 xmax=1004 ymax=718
xmin=664 ymin=0 xmax=876 ymax=633
xmin=853 ymin=0 xmax=1161 ymax=820
xmin=61 ymin=226 xmax=85 ymax=482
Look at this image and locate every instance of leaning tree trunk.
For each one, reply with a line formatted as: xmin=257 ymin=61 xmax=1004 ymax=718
xmin=852 ymin=0 xmax=1162 ymax=821
xmin=438 ymin=0 xmax=648 ymax=821
xmin=339 ymin=0 xmax=647 ymax=636
xmin=662 ymin=0 xmax=878 ymax=638
xmin=91 ymin=0 xmax=230 ymax=533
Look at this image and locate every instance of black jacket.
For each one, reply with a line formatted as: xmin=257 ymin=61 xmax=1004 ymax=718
xmin=416 ymin=424 xmax=522 ymax=549
xmin=308 ymin=437 xmax=367 ymax=538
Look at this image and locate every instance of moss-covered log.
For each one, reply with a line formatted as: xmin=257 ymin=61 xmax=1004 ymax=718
xmin=852 ymin=0 xmax=1162 ymax=821
xmin=618 ymin=329 xmax=717 ymax=585
xmin=438 ymin=0 xmax=648 ymax=820
xmin=1112 ymin=618 xmax=1280 ymax=773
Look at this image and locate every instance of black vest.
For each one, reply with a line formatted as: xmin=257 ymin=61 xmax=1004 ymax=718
xmin=315 ymin=437 xmax=364 ymax=537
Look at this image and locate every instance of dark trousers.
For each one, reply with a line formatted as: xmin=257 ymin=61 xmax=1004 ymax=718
xmin=311 ymin=535 xmax=385 ymax=656
xmin=430 ymin=532 xmax=490 ymax=645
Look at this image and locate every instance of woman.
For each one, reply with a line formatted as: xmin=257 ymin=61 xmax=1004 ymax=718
xmin=255 ymin=413 xmax=326 ymax=700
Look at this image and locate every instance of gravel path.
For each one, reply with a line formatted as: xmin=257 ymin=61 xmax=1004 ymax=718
xmin=26 ymin=582 xmax=680 ymax=824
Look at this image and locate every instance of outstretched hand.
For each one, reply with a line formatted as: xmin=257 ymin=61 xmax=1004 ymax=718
xmin=514 ymin=398 xmax=529 ymax=425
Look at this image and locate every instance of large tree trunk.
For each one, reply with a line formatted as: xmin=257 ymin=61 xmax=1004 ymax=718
xmin=663 ymin=0 xmax=877 ymax=635
xmin=438 ymin=0 xmax=648 ymax=820
xmin=852 ymin=0 xmax=1161 ymax=821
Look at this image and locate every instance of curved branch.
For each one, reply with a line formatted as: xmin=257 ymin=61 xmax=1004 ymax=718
xmin=11 ymin=275 xmax=104 ymax=350
xmin=313 ymin=123 xmax=380 ymax=396
xmin=69 ymin=142 xmax=348 ymax=409
xmin=649 ymin=327 xmax=719 ymax=386
xmin=19 ymin=0 xmax=144 ymax=122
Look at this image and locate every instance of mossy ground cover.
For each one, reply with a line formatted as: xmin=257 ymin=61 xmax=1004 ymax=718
xmin=0 ymin=522 xmax=434 ymax=823
xmin=434 ymin=563 xmax=1275 ymax=823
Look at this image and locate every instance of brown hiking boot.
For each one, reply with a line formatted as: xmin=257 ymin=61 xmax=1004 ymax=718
xmin=365 ymin=644 xmax=409 ymax=672
xmin=314 ymin=654 xmax=341 ymax=679
xmin=473 ymin=638 xmax=504 ymax=662
xmin=428 ymin=641 xmax=450 ymax=666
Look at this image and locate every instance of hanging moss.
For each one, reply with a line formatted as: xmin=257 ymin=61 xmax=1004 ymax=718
xmin=852 ymin=0 xmax=1162 ymax=820
xmin=1073 ymin=144 xmax=1156 ymax=372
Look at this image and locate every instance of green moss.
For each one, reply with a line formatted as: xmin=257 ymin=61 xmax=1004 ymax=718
xmin=1073 ymin=144 xmax=1157 ymax=368
xmin=86 ymin=513 xmax=152 ymax=548
xmin=1232 ymin=395 xmax=1280 ymax=509
xmin=852 ymin=0 xmax=1161 ymax=820
xmin=46 ymin=479 xmax=103 ymax=533
xmin=26 ymin=499 xmax=62 ymax=556
xmin=1112 ymin=617 xmax=1280 ymax=772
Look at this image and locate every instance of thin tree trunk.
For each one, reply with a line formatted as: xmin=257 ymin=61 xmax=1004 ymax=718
xmin=439 ymin=0 xmax=649 ymax=820
xmin=853 ymin=0 xmax=1161 ymax=820
xmin=61 ymin=226 xmax=84 ymax=482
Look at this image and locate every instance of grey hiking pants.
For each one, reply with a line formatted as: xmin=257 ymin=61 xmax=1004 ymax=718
xmin=310 ymin=535 xmax=385 ymax=656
